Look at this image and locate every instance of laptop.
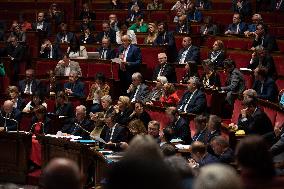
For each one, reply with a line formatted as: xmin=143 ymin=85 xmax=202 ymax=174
xmin=87 ymin=52 xmax=100 ymax=59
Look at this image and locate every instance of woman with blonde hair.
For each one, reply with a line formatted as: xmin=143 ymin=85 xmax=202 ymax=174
xmin=114 ymin=96 xmax=133 ymax=125
xmin=6 ymin=85 xmax=25 ymax=111
xmin=144 ymin=22 xmax=158 ymax=45
xmin=160 ymin=83 xmax=180 ymax=106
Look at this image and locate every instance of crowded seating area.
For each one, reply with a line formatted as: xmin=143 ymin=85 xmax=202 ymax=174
xmin=1 ymin=0 xmax=284 ymax=188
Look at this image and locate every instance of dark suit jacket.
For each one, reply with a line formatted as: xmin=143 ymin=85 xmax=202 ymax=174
xmin=252 ymin=34 xmax=278 ymax=52
xmin=30 ymin=116 xmax=51 ymax=134
xmin=95 ymin=29 xmax=116 ymax=44
xmin=6 ymin=44 xmax=25 ymax=64
xmin=226 ymin=22 xmax=247 ymax=34
xmin=270 ymin=135 xmax=284 ymax=157
xmin=247 ymin=55 xmax=276 ymax=77
xmin=42 ymin=81 xmax=62 ymax=96
xmin=170 ymin=116 xmax=191 ymax=144
xmin=55 ymin=102 xmax=74 ymax=118
xmin=175 ymin=24 xmax=190 ymax=34
xmin=128 ymin=83 xmax=149 ymax=102
xmin=0 ymin=108 xmax=21 ymax=131
xmin=18 ymin=79 xmax=42 ymax=95
xmin=127 ymin=11 xmax=144 ymax=22
xmin=195 ymin=0 xmax=212 ymax=9
xmin=127 ymin=1 xmax=144 ymax=9
xmin=154 ymin=31 xmax=177 ymax=62
xmin=116 ymin=108 xmax=133 ymax=126
xmin=39 ymin=45 xmax=61 ymax=59
xmin=64 ymin=80 xmax=85 ymax=98
xmin=55 ymin=32 xmax=75 ymax=44
xmin=32 ymin=21 xmax=51 ymax=36
xmin=152 ymin=63 xmax=177 ymax=83
xmin=221 ymin=68 xmax=245 ymax=93
xmin=79 ymin=10 xmax=96 ymax=20
xmin=62 ymin=118 xmax=93 ymax=139
xmin=192 ymin=128 xmax=208 ymax=144
xmin=130 ymin=111 xmax=151 ymax=129
xmin=252 ymin=77 xmax=278 ymax=102
xmin=218 ymin=148 xmax=234 ymax=164
xmin=117 ymin=44 xmax=142 ymax=66
xmin=198 ymin=153 xmax=219 ymax=167
xmin=79 ymin=34 xmax=95 ymax=45
xmin=101 ymin=124 xmax=129 ymax=143
xmin=79 ymin=22 xmax=95 ymax=32
xmin=201 ymin=72 xmax=221 ymax=88
xmin=232 ymin=0 xmax=252 ymax=18
xmin=208 ymin=50 xmax=225 ymax=67
xmin=187 ymin=9 xmax=203 ymax=22
xmin=238 ymin=108 xmax=274 ymax=135
xmin=16 ymin=97 xmax=25 ymax=111
xmin=96 ymin=47 xmax=116 ymax=60
xmin=200 ymin=24 xmax=218 ymax=35
xmin=145 ymin=88 xmax=163 ymax=102
xmin=177 ymin=45 xmax=200 ymax=64
xmin=177 ymin=89 xmax=207 ymax=114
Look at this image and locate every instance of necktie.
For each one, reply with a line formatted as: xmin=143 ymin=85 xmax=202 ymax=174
xmin=276 ymin=0 xmax=283 ymax=9
xmin=260 ymin=83 xmax=264 ymax=94
xmin=158 ymin=65 xmax=165 ymax=77
xmin=101 ymin=49 xmax=105 ymax=59
xmin=236 ymin=24 xmax=240 ymax=34
xmin=132 ymin=86 xmax=140 ymax=102
xmin=179 ymin=92 xmax=195 ymax=112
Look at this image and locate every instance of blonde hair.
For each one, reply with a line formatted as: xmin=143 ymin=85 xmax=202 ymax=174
xmin=145 ymin=23 xmax=158 ymax=44
xmin=118 ymin=96 xmax=131 ymax=108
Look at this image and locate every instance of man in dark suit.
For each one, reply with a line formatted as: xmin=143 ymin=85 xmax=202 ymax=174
xmin=252 ymin=67 xmax=278 ymax=102
xmin=177 ymin=76 xmax=207 ymax=114
xmin=18 ymin=69 xmax=42 ymax=95
xmin=147 ymin=120 xmax=161 ymax=143
xmin=55 ymin=23 xmax=75 ymax=44
xmin=55 ymin=91 xmax=74 ymax=118
xmin=0 ymin=100 xmax=21 ymax=131
xmin=32 ymin=12 xmax=51 ymax=37
xmin=210 ymin=136 xmax=234 ymax=164
xmin=166 ymin=107 xmax=191 ymax=144
xmin=153 ymin=53 xmax=176 ymax=83
xmin=96 ymin=37 xmax=116 ymax=60
xmin=232 ymin=0 xmax=252 ymax=18
xmin=117 ymin=35 xmax=142 ymax=93
xmin=176 ymin=36 xmax=200 ymax=64
xmin=154 ymin=22 xmax=177 ymax=63
xmin=251 ymin=23 xmax=278 ymax=52
xmin=64 ymin=71 xmax=85 ymax=98
xmin=237 ymin=97 xmax=273 ymax=135
xmin=61 ymin=105 xmax=93 ymax=139
xmin=187 ymin=3 xmax=203 ymax=22
xmin=175 ymin=15 xmax=190 ymax=34
xmin=224 ymin=13 xmax=247 ymax=35
xmin=127 ymin=72 xmax=149 ymax=103
xmin=271 ymin=0 xmax=284 ymax=11
xmin=39 ymin=39 xmax=61 ymax=59
xmin=79 ymin=27 xmax=95 ymax=45
xmin=95 ymin=21 xmax=116 ymax=44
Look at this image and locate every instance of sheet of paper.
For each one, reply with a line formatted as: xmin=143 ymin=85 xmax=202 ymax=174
xmin=94 ymin=136 xmax=106 ymax=144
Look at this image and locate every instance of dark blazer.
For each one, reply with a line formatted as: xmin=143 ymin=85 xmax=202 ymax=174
xmin=127 ymin=11 xmax=144 ymax=22
xmin=187 ymin=9 xmax=203 ymax=22
xmin=200 ymin=24 xmax=218 ymax=35
xmin=18 ymin=79 xmax=42 ymax=95
xmin=55 ymin=32 xmax=75 ymax=44
xmin=270 ymin=135 xmax=284 ymax=157
xmin=32 ymin=21 xmax=51 ymax=36
xmin=238 ymin=107 xmax=274 ymax=135
xmin=252 ymin=77 xmax=278 ymax=102
xmin=117 ymin=44 xmax=142 ymax=66
xmin=42 ymin=81 xmax=63 ymax=96
xmin=130 ymin=111 xmax=151 ymax=129
xmin=79 ymin=22 xmax=95 ymax=32
xmin=15 ymin=97 xmax=25 ymax=111
xmin=62 ymin=118 xmax=93 ymax=139
xmin=252 ymin=34 xmax=278 ymax=52
xmin=177 ymin=89 xmax=207 ymax=114
xmin=226 ymin=22 xmax=247 ymax=34
xmin=177 ymin=45 xmax=200 ymax=64
xmin=208 ymin=50 xmax=225 ymax=67
xmin=127 ymin=1 xmax=144 ymax=9
xmin=218 ymin=148 xmax=234 ymax=164
xmin=95 ymin=29 xmax=116 ymax=44
xmin=116 ymin=108 xmax=133 ymax=126
xmin=30 ymin=116 xmax=51 ymax=134
xmin=79 ymin=34 xmax=95 ymax=45
xmin=195 ymin=0 xmax=212 ymax=9
xmin=55 ymin=102 xmax=74 ymax=118
xmin=221 ymin=68 xmax=245 ymax=93
xmin=198 ymin=153 xmax=219 ymax=167
xmin=145 ymin=88 xmax=163 ymax=102
xmin=232 ymin=0 xmax=252 ymax=18
xmin=247 ymin=55 xmax=276 ymax=77
xmin=170 ymin=116 xmax=191 ymax=144
xmin=64 ymin=80 xmax=85 ymax=98
xmin=0 ymin=108 xmax=21 ymax=131
xmin=6 ymin=44 xmax=25 ymax=63
xmin=192 ymin=128 xmax=208 ymax=144
xmin=207 ymin=130 xmax=221 ymax=144
xmin=101 ymin=124 xmax=129 ymax=143
xmin=79 ymin=10 xmax=96 ymax=20
xmin=128 ymin=83 xmax=149 ymax=102
xmin=96 ymin=47 xmax=116 ymax=60
xmin=39 ymin=45 xmax=61 ymax=59
xmin=176 ymin=24 xmax=190 ymax=34
xmin=154 ymin=31 xmax=177 ymax=62
xmin=201 ymin=72 xmax=221 ymax=88
xmin=152 ymin=63 xmax=177 ymax=83
xmin=247 ymin=24 xmax=257 ymax=32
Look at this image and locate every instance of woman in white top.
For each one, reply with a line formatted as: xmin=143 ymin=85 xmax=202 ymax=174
xmin=67 ymin=37 xmax=88 ymax=59
xmin=116 ymin=22 xmax=137 ymax=44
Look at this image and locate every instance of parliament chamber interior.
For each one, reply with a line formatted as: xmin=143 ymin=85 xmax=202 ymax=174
xmin=1 ymin=0 xmax=284 ymax=188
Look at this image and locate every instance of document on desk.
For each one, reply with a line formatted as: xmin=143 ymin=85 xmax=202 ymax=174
xmin=94 ymin=136 xmax=106 ymax=144
xmin=111 ymin=58 xmax=122 ymax=64
xmin=240 ymin=68 xmax=252 ymax=72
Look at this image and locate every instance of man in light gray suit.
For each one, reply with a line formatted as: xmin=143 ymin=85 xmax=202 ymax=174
xmin=55 ymin=53 xmax=82 ymax=77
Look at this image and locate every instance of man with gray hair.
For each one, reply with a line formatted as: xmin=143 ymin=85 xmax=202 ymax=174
xmin=63 ymin=70 xmax=85 ymax=98
xmin=177 ymin=76 xmax=207 ymax=114
xmin=153 ymin=53 xmax=177 ymax=83
xmin=0 ymin=100 xmax=21 ymax=131
xmin=145 ymin=76 xmax=168 ymax=104
xmin=61 ymin=105 xmax=93 ymax=139
xmin=244 ymin=13 xmax=262 ymax=37
xmin=127 ymin=72 xmax=149 ymax=102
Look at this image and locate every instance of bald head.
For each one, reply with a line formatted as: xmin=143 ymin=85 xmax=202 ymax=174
xmin=3 ymin=100 xmax=14 ymax=113
xmin=42 ymin=158 xmax=82 ymax=189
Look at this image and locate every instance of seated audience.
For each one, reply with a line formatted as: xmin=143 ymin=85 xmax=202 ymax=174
xmin=171 ymin=0 xmax=189 ymax=12
xmin=177 ymin=76 xmax=207 ymax=114
xmin=55 ymin=23 xmax=75 ymax=44
xmin=126 ymin=4 xmax=144 ymax=22
xmin=165 ymin=107 xmax=191 ymax=144
xmin=114 ymin=96 xmax=133 ymax=126
xmin=109 ymin=14 xmax=120 ymax=32
xmin=195 ymin=0 xmax=212 ymax=10
xmin=248 ymin=48 xmax=276 ymax=78
xmin=127 ymin=72 xmax=149 ymax=103
xmin=189 ymin=141 xmax=219 ymax=168
xmin=55 ymin=53 xmax=82 ymax=77
xmin=62 ymin=105 xmax=93 ymax=139
xmin=116 ymin=22 xmax=137 ymax=44
xmin=129 ymin=18 xmax=148 ymax=33
xmin=161 ymin=83 xmax=180 ymax=106
xmin=87 ymin=73 xmax=110 ymax=113
xmin=6 ymin=86 xmax=25 ymax=111
xmin=54 ymin=91 xmax=74 ymax=118
xmin=173 ymin=9 xmax=186 ymax=23
xmin=79 ymin=28 xmax=95 ymax=45
xmin=66 ymin=37 xmax=88 ymax=59
xmin=208 ymin=40 xmax=226 ymax=68
xmin=147 ymin=120 xmax=161 ymax=143
xmin=244 ymin=13 xmax=263 ymax=37
xmin=147 ymin=0 xmax=163 ymax=10
xmin=43 ymin=70 xmax=63 ymax=96
xmin=39 ymin=39 xmax=61 ymax=59
xmin=192 ymin=115 xmax=208 ymax=144
xmin=46 ymin=3 xmax=63 ymax=26
xmin=129 ymin=101 xmax=151 ymax=129
xmin=179 ymin=63 xmax=199 ymax=84
xmin=95 ymin=21 xmax=116 ymax=44
xmin=19 ymin=69 xmax=42 ymax=95
xmin=63 ymin=71 xmax=85 ymax=98
xmin=29 ymin=105 xmax=51 ymax=135
xmin=79 ymin=16 xmax=95 ymax=32
xmin=177 ymin=37 xmax=200 ymax=64
xmin=176 ymin=15 xmax=190 ymax=34
xmin=221 ymin=59 xmax=245 ymax=104
xmin=153 ymin=53 xmax=177 ymax=83
xmin=144 ymin=22 xmax=158 ymax=45
xmin=8 ymin=24 xmax=26 ymax=43
xmin=224 ymin=13 xmax=247 ymax=35
xmin=108 ymin=0 xmax=122 ymax=9
xmin=232 ymin=0 xmax=252 ymax=18
xmin=200 ymin=16 xmax=218 ymax=36
xmin=96 ymin=37 xmax=116 ymax=60
xmin=210 ymin=136 xmax=234 ymax=164
xmin=187 ymin=3 xmax=203 ymax=22
xmin=145 ymin=76 xmax=168 ymax=104
xmin=42 ymin=158 xmax=82 ymax=189
xmin=32 ymin=12 xmax=51 ymax=36
xmin=201 ymin=60 xmax=221 ymax=88
xmin=23 ymin=91 xmax=47 ymax=113
xmin=251 ymin=23 xmax=278 ymax=52
xmin=79 ymin=2 xmax=96 ymax=20
xmin=237 ymin=97 xmax=273 ymax=135
xmin=100 ymin=95 xmax=114 ymax=116
xmin=0 ymin=100 xmax=21 ymax=131
xmin=252 ymin=67 xmax=278 ymax=102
